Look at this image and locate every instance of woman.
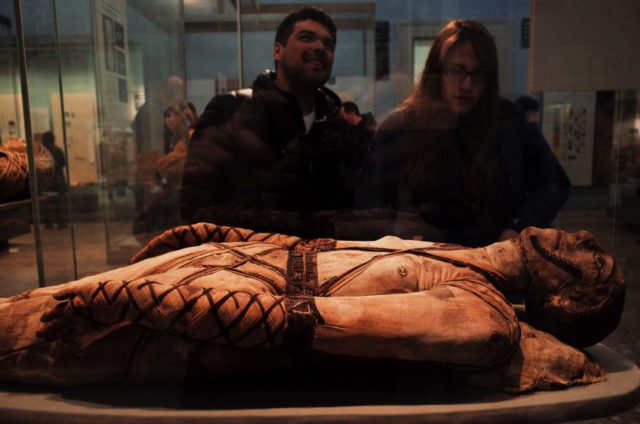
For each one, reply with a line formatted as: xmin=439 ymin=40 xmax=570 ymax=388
xmin=134 ymin=102 xmax=199 ymax=238
xmin=157 ymin=102 xmax=198 ymax=188
xmin=365 ymin=20 xmax=570 ymax=247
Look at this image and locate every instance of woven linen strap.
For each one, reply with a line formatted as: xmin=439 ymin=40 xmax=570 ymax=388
xmin=282 ymin=238 xmax=335 ymax=350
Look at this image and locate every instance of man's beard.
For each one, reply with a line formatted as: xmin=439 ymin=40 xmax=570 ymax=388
xmin=279 ymin=57 xmax=331 ymax=91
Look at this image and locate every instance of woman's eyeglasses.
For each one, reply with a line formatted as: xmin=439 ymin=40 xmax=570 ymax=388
xmin=441 ymin=63 xmax=490 ymax=85
xmin=163 ymin=108 xmax=182 ymax=119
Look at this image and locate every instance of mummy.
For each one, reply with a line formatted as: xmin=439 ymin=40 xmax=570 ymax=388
xmin=0 ymin=223 xmax=624 ymax=393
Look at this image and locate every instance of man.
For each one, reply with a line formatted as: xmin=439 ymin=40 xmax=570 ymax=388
xmin=41 ymin=131 xmax=68 ymax=229
xmin=340 ymin=101 xmax=376 ymax=167
xmin=340 ymin=101 xmax=363 ymax=126
xmin=515 ymin=95 xmax=540 ymax=124
xmin=340 ymin=101 xmax=376 ymax=131
xmin=180 ymin=7 xmax=357 ymax=239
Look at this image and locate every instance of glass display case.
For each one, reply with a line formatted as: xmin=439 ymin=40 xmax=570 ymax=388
xmin=2 ymin=0 xmax=636 ymax=283
xmin=0 ymin=1 xmax=638 ymax=421
xmin=0 ymin=0 xmax=186 ymax=292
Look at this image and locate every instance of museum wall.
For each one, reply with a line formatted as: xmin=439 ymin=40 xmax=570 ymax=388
xmin=184 ymin=0 xmax=531 ymax=119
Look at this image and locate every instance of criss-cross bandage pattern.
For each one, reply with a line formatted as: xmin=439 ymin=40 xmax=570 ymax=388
xmin=129 ymin=222 xmax=302 ymax=264
xmin=38 ymin=224 xmax=332 ymax=351
xmin=40 ymin=280 xmax=287 ymax=348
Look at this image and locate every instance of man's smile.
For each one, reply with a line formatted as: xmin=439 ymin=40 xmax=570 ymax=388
xmin=305 ymin=54 xmax=326 ymax=68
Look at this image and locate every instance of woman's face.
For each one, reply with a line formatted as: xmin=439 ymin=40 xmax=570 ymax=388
xmin=440 ymin=41 xmax=488 ymax=116
xmin=164 ymin=107 xmax=185 ymax=134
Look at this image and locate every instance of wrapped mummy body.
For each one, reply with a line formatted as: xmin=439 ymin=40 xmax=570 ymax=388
xmin=0 ymin=139 xmax=55 ymax=202
xmin=0 ymin=224 xmax=624 ymax=392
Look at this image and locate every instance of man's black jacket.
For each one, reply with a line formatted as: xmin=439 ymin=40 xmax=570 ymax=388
xmin=180 ymin=71 xmax=359 ymax=238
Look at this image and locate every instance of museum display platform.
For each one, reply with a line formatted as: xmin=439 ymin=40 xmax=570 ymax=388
xmin=0 ymin=193 xmax=58 ymax=250
xmin=1 ymin=344 xmax=639 ymax=424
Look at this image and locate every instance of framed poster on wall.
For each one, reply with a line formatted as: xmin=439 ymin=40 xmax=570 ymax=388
xmin=542 ymin=92 xmax=596 ymax=187
xmin=92 ymin=0 xmax=133 ymax=126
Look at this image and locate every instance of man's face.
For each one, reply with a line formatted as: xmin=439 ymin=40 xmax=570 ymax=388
xmin=274 ymin=19 xmax=335 ymax=90
xmin=440 ymin=41 xmax=487 ymax=116
xmin=340 ymin=107 xmax=359 ymax=125
xmin=525 ymin=110 xmax=539 ymax=123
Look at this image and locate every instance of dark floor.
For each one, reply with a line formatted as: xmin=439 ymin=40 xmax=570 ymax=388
xmin=0 ymin=204 xmax=639 ymax=423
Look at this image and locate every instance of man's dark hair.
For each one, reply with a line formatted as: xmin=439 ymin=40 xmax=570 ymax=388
xmin=342 ymin=101 xmax=360 ymax=116
xmin=42 ymin=130 xmax=55 ymax=146
xmin=275 ymin=7 xmax=337 ymax=46
xmin=515 ymin=96 xmax=540 ymax=113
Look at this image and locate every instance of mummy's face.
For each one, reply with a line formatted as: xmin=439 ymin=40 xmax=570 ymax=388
xmin=521 ymin=227 xmax=624 ymax=347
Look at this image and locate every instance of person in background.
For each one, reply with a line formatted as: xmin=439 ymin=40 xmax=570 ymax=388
xmin=363 ymin=20 xmax=570 ymax=247
xmin=341 ymin=101 xmax=377 ymax=132
xmin=340 ymin=101 xmax=362 ymax=125
xmin=41 ymin=131 xmax=67 ymax=229
xmin=134 ymin=102 xmax=198 ymax=239
xmin=515 ymin=95 xmax=541 ymax=124
xmin=133 ymin=76 xmax=186 ymax=155
xmin=132 ymin=76 xmax=186 ymax=215
xmin=340 ymin=101 xmax=376 ymax=169
xmin=157 ymin=102 xmax=198 ymax=191
xmin=180 ymin=7 xmax=358 ymax=238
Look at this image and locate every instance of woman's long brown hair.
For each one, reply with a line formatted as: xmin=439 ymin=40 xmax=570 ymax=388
xmin=395 ymin=20 xmax=507 ymax=237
